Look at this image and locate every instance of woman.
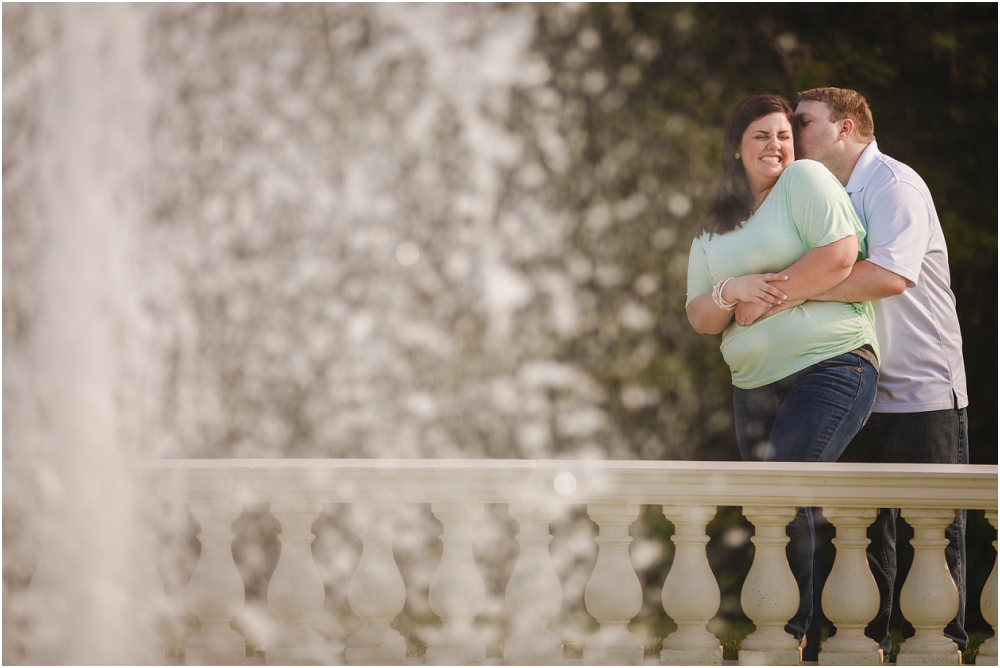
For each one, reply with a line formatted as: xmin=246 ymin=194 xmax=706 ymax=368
xmin=685 ymin=95 xmax=879 ymax=661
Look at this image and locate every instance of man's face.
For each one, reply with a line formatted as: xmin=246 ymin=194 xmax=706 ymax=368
xmin=794 ymin=100 xmax=840 ymax=165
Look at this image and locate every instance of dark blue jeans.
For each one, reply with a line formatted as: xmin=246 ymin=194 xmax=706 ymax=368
xmin=734 ymin=351 xmax=879 ymax=662
xmin=838 ymin=407 xmax=969 ymax=653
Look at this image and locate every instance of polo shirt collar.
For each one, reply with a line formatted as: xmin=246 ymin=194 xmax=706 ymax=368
xmin=846 ymin=141 xmax=881 ymax=195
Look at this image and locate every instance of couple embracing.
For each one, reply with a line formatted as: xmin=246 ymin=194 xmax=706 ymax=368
xmin=685 ymin=88 xmax=968 ymax=662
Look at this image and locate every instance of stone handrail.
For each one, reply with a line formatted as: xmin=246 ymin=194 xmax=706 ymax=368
xmin=5 ymin=459 xmax=998 ymax=665
xmin=140 ymin=459 xmax=993 ymax=507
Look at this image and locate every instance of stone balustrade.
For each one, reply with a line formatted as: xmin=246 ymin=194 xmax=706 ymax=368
xmin=4 ymin=459 xmax=997 ymax=665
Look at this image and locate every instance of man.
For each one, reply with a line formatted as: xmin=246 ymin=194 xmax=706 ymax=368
xmin=794 ymin=87 xmax=969 ymax=656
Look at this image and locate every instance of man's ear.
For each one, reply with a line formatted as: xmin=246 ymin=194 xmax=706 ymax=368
xmin=837 ymin=118 xmax=855 ymax=141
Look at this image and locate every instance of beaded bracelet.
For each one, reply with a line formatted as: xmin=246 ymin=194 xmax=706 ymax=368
xmin=712 ymin=277 xmax=739 ymax=311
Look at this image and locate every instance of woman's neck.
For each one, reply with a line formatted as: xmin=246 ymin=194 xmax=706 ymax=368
xmin=749 ymin=176 xmax=778 ymax=198
xmin=748 ymin=184 xmax=774 ymax=219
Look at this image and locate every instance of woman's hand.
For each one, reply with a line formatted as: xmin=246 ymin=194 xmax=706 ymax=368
xmin=722 ymin=273 xmax=788 ymax=306
xmin=734 ymin=301 xmax=772 ymax=327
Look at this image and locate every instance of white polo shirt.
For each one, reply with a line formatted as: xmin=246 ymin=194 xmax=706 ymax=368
xmin=846 ymin=142 xmax=968 ymax=413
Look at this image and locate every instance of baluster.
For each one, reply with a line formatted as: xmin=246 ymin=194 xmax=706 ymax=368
xmin=977 ymin=510 xmax=998 ymax=666
xmin=583 ymin=503 xmax=644 ymax=666
xmin=266 ymin=502 xmax=327 ymax=664
xmin=186 ymin=502 xmax=246 ymax=665
xmin=504 ymin=502 xmax=563 ymax=665
xmin=347 ymin=503 xmax=407 ymax=665
xmin=138 ymin=519 xmax=170 ymax=664
xmin=660 ymin=505 xmax=721 ymax=666
xmin=739 ymin=506 xmax=801 ymax=666
xmin=819 ymin=507 xmax=881 ymax=665
xmin=896 ymin=508 xmax=961 ymax=665
xmin=426 ymin=502 xmax=487 ymax=665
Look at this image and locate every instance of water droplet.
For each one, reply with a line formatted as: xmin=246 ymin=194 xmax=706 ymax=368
xmin=775 ymin=32 xmax=798 ymax=53
xmin=554 ymin=471 xmax=577 ymax=496
xmin=667 ymin=193 xmax=692 ymax=217
xmin=396 ymin=242 xmax=419 ymax=266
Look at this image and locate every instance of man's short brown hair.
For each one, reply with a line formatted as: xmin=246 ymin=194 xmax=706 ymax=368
xmin=798 ymin=87 xmax=875 ymax=143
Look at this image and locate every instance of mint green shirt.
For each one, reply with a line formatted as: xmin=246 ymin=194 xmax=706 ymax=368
xmin=686 ymin=160 xmax=879 ymax=389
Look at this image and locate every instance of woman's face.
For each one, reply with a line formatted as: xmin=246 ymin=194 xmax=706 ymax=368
xmin=740 ymin=112 xmax=794 ymax=193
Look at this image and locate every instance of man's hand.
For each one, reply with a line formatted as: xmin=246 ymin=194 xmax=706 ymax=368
xmin=736 ymin=297 xmax=807 ymax=326
xmin=734 ymin=301 xmax=772 ymax=327
xmin=759 ymin=298 xmax=806 ymax=320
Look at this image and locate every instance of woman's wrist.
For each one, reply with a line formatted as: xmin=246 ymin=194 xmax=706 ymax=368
xmin=712 ymin=277 xmax=739 ymax=310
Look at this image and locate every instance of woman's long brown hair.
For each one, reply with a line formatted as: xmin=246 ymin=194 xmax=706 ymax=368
xmin=694 ymin=95 xmax=795 ymax=238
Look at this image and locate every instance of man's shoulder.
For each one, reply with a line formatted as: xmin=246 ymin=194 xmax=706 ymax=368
xmin=865 ymin=150 xmax=930 ymax=194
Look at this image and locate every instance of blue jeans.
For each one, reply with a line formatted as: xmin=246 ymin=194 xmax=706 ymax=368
xmin=838 ymin=407 xmax=969 ymax=653
xmin=734 ymin=351 xmax=878 ymax=662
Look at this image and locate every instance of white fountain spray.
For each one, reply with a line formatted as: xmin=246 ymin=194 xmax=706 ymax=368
xmin=3 ymin=5 xmax=163 ymax=663
xmin=3 ymin=4 xmax=623 ymax=662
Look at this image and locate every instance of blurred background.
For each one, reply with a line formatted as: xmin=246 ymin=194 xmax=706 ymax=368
xmin=3 ymin=3 xmax=996 ymax=663
xmin=5 ymin=4 xmax=994 ymax=463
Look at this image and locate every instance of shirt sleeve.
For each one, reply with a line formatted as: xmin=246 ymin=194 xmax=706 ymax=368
xmin=785 ymin=160 xmax=866 ymax=252
xmin=686 ymin=235 xmax=713 ymax=307
xmin=860 ymin=179 xmax=930 ymax=287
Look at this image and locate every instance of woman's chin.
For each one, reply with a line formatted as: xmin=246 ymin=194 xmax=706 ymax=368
xmin=750 ymin=165 xmax=785 ymax=184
